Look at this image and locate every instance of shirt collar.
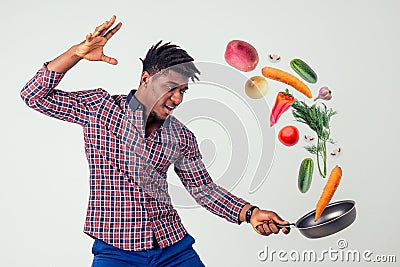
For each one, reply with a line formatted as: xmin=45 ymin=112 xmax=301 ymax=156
xmin=127 ymin=90 xmax=171 ymax=128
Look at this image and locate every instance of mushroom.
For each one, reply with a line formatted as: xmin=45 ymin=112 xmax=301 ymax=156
xmin=268 ymin=54 xmax=281 ymax=63
xmin=304 ymin=134 xmax=315 ymax=143
xmin=330 ymin=147 xmax=342 ymax=157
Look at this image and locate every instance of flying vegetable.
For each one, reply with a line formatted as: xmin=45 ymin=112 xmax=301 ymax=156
xmin=291 ymin=99 xmax=337 ymax=178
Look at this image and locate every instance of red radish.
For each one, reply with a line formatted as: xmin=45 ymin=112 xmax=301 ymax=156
xmin=224 ymin=40 xmax=259 ymax=72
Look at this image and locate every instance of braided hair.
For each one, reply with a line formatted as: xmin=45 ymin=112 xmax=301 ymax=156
xmin=140 ymin=40 xmax=200 ymax=82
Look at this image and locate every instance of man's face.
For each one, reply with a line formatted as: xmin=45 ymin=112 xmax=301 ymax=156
xmin=147 ymin=69 xmax=189 ymax=121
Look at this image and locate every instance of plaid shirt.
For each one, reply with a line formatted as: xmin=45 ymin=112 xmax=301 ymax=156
xmin=20 ymin=63 xmax=249 ymax=251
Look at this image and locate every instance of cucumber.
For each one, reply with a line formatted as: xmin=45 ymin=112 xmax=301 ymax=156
xmin=290 ymin=58 xmax=318 ymax=84
xmin=298 ymin=158 xmax=314 ymax=193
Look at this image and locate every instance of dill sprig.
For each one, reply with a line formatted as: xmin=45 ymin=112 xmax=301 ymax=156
xmin=292 ymin=99 xmax=337 ymax=177
xmin=305 ymin=143 xmax=323 ymax=155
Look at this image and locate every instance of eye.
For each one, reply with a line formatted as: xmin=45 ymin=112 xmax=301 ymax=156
xmin=180 ymin=89 xmax=188 ymax=94
xmin=164 ymin=85 xmax=177 ymax=93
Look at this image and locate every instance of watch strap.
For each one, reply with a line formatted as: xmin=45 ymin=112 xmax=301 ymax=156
xmin=246 ymin=206 xmax=259 ymax=223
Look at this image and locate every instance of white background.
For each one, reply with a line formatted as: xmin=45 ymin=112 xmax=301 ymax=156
xmin=1 ymin=0 xmax=399 ymax=266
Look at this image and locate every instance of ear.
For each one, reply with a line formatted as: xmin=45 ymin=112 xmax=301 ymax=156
xmin=140 ymin=71 xmax=151 ymax=86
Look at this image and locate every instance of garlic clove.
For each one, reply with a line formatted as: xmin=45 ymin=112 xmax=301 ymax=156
xmin=314 ymin=86 xmax=332 ymax=101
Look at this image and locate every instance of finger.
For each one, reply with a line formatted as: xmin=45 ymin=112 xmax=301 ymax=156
xmin=101 ymin=54 xmax=118 ymax=65
xmin=255 ymin=224 xmax=266 ymax=235
xmin=104 ymin=22 xmax=122 ymax=40
xmin=99 ymin=15 xmax=117 ymax=36
xmin=256 ymin=224 xmax=265 ymax=235
xmin=268 ymin=221 xmax=279 ymax=234
xmin=282 ymin=227 xmax=290 ymax=235
xmin=270 ymin=213 xmax=289 ymax=226
xmin=92 ymin=21 xmax=108 ymax=37
xmin=108 ymin=15 xmax=116 ymax=25
xmin=85 ymin=33 xmax=92 ymax=43
xmin=93 ymin=15 xmax=116 ymax=37
xmin=254 ymin=224 xmax=261 ymax=234
xmin=262 ymin=222 xmax=272 ymax=236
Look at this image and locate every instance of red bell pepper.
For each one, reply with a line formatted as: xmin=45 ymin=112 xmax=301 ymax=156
xmin=270 ymin=89 xmax=295 ymax=127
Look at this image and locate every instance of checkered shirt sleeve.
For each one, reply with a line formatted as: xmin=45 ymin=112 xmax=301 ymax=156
xmin=174 ymin=126 xmax=249 ymax=224
xmin=20 ymin=63 xmax=106 ymax=125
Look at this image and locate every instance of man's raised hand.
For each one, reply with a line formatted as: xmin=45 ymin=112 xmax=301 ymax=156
xmin=75 ymin=15 xmax=122 ymax=65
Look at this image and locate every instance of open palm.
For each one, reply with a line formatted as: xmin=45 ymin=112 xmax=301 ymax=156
xmin=75 ymin=15 xmax=122 ymax=65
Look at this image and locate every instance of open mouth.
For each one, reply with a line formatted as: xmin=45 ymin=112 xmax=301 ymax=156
xmin=164 ymin=105 xmax=175 ymax=115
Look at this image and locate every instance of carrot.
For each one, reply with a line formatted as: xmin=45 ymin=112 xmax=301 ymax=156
xmin=314 ymin=165 xmax=343 ymax=221
xmin=262 ymin=67 xmax=313 ymax=98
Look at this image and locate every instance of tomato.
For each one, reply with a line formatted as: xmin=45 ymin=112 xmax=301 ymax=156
xmin=278 ymin=125 xmax=299 ymax=146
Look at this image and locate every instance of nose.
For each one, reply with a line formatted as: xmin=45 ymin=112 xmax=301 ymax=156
xmin=170 ymin=89 xmax=183 ymax=106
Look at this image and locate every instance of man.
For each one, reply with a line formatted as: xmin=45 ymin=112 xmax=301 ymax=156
xmin=21 ymin=15 xmax=289 ymax=266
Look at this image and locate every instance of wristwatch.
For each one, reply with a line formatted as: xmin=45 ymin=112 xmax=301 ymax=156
xmin=246 ymin=206 xmax=259 ymax=223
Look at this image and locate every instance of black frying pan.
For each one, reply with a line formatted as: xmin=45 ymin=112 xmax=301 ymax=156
xmin=276 ymin=199 xmax=356 ymax=238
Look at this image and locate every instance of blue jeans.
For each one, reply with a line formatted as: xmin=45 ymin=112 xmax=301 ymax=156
xmin=91 ymin=234 xmax=205 ymax=267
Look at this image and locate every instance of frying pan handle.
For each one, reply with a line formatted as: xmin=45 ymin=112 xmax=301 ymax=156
xmin=276 ymin=223 xmax=295 ymax=230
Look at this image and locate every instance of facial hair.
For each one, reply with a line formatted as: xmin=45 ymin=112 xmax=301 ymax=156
xmin=148 ymin=110 xmax=164 ymax=123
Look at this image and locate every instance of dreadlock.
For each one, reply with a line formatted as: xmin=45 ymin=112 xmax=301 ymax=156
xmin=140 ymin=40 xmax=200 ymax=82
